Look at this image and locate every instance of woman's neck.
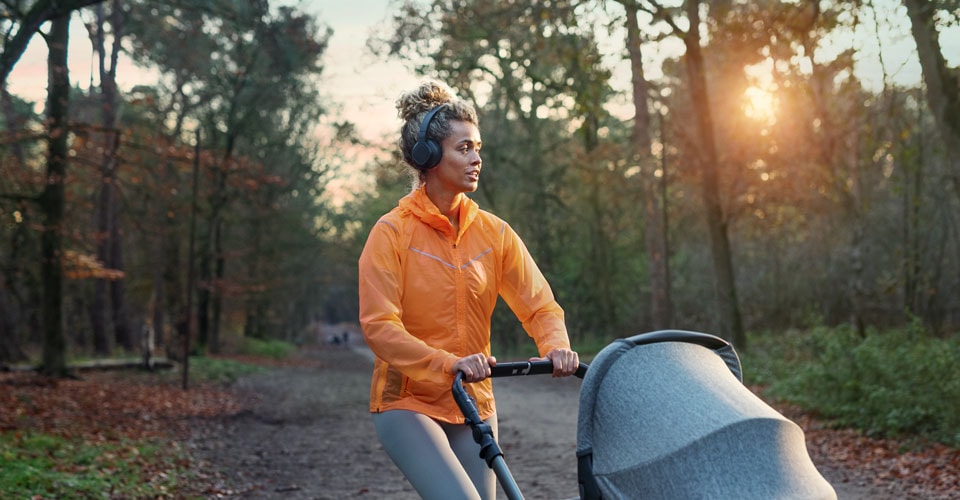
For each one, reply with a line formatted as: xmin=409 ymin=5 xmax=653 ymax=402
xmin=425 ymin=184 xmax=461 ymax=227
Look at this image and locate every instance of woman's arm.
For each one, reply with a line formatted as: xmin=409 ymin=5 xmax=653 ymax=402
xmin=358 ymin=220 xmax=459 ymax=385
xmin=497 ymin=223 xmax=577 ymax=373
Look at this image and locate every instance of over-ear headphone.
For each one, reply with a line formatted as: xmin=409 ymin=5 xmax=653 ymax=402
xmin=411 ymin=105 xmax=444 ymax=169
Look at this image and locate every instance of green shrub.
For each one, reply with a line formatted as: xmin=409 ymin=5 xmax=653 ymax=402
xmin=743 ymin=326 xmax=960 ymax=446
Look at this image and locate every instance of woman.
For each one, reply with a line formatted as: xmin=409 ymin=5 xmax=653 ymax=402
xmin=358 ymin=79 xmax=579 ymax=500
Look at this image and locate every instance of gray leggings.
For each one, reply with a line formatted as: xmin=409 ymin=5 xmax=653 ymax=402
xmin=373 ymin=410 xmax=498 ymax=500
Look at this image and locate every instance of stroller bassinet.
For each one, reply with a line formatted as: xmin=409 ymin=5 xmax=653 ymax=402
xmin=576 ymin=330 xmax=836 ymax=499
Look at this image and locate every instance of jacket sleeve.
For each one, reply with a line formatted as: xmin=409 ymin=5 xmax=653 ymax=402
xmin=498 ymin=223 xmax=571 ymax=356
xmin=358 ymin=219 xmax=459 ymax=385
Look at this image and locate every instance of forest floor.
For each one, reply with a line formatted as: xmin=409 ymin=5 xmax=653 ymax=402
xmin=2 ymin=325 xmax=958 ymax=499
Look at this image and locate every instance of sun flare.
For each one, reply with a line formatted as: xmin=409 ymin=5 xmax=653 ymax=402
xmin=743 ymin=86 xmax=778 ymax=124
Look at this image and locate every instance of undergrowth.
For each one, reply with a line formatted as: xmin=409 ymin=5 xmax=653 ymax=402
xmin=741 ymin=324 xmax=960 ymax=447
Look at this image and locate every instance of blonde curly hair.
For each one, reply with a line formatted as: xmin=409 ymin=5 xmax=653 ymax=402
xmin=396 ymin=79 xmax=478 ymax=180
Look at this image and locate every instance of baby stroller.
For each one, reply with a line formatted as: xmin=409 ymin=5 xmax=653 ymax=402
xmin=453 ymin=330 xmax=837 ymax=499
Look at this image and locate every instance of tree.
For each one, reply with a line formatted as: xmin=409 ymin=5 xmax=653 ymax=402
xmin=83 ymin=0 xmax=132 ymax=353
xmin=0 ymin=89 xmax=36 ymax=364
xmin=620 ymin=0 xmax=673 ymax=330
xmin=0 ymin=0 xmax=108 ymax=378
xmin=633 ymin=0 xmax=745 ymax=345
xmin=903 ymin=0 xmax=960 ymax=200
xmin=39 ymin=13 xmax=71 ymax=376
xmin=123 ymin=0 xmax=331 ymax=351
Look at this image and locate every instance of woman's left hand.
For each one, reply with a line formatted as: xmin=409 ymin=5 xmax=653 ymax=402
xmin=531 ymin=348 xmax=580 ymax=377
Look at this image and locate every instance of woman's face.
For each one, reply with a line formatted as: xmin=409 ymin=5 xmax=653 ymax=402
xmin=428 ymin=120 xmax=482 ymax=195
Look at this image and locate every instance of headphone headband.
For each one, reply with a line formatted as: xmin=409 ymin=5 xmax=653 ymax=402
xmin=417 ymin=105 xmax=443 ymax=145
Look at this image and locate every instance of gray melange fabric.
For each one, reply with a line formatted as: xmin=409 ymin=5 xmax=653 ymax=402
xmin=577 ymin=332 xmax=836 ymax=500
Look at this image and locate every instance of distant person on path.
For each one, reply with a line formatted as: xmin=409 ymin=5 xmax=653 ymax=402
xmin=358 ymin=79 xmax=579 ymax=500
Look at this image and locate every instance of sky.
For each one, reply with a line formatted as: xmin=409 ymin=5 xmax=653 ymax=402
xmin=7 ymin=0 xmax=419 ymax=146
xmin=310 ymin=1 xmax=421 ymax=143
xmin=6 ymin=1 xmax=959 ymax=148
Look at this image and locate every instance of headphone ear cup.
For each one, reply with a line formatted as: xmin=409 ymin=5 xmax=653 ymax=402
xmin=411 ymin=105 xmax=445 ymax=169
xmin=412 ymin=138 xmax=442 ymax=169
xmin=410 ymin=139 xmax=443 ymax=169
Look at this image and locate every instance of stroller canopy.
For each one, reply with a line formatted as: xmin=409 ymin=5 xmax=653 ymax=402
xmin=577 ymin=330 xmax=836 ymax=500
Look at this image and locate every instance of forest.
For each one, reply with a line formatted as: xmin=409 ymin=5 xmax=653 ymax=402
xmin=1 ymin=0 xmax=959 ymax=442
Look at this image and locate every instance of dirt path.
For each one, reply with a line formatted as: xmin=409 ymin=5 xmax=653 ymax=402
xmin=188 ymin=342 xmax=919 ymax=499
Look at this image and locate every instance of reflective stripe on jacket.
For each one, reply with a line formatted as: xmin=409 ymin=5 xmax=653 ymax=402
xmin=358 ymin=186 xmax=570 ymax=423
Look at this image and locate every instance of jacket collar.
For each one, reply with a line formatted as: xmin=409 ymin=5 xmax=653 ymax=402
xmin=399 ymin=185 xmax=479 ymax=240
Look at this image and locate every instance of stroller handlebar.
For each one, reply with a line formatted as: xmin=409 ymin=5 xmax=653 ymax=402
xmin=453 ymin=360 xmax=588 ymax=424
xmin=489 ymin=360 xmax=589 ymax=379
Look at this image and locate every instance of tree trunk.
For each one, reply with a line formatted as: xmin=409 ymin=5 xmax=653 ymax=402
xmin=682 ymin=0 xmax=744 ymax=346
xmin=40 ymin=14 xmax=71 ymax=377
xmin=243 ymin=209 xmax=263 ymax=339
xmin=210 ymin=218 xmax=224 ymax=354
xmin=91 ymin=189 xmax=110 ymax=353
xmin=205 ymin=131 xmax=237 ymax=354
xmin=197 ymin=243 xmax=211 ymax=350
xmin=89 ymin=2 xmax=132 ymax=352
xmin=903 ymin=0 xmax=960 ymax=198
xmin=0 ymin=280 xmax=28 ymax=363
xmin=109 ymin=204 xmax=132 ymax=350
xmin=901 ymin=104 xmax=923 ymax=319
xmin=581 ymin=111 xmax=617 ymax=334
xmin=161 ymin=205 xmax=183 ymax=351
xmin=624 ymin=2 xmax=673 ymax=330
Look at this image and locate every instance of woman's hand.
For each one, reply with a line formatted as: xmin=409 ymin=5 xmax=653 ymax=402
xmin=452 ymin=353 xmax=497 ymax=383
xmin=532 ymin=348 xmax=580 ymax=377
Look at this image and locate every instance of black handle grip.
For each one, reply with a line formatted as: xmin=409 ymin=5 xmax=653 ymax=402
xmin=453 ymin=361 xmax=589 ymax=420
xmin=489 ymin=360 xmax=589 ymax=379
xmin=452 ymin=361 xmax=589 ymax=423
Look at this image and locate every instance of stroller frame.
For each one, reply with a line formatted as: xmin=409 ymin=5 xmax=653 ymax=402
xmin=452 ymin=359 xmax=587 ymax=500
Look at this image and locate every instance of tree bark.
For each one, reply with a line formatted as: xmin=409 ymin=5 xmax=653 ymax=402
xmin=682 ymin=0 xmax=745 ymax=346
xmin=40 ymin=14 xmax=71 ymax=377
xmin=624 ymin=2 xmax=673 ymax=330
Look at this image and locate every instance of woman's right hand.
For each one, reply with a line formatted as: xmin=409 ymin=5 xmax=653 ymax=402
xmin=452 ymin=353 xmax=497 ymax=383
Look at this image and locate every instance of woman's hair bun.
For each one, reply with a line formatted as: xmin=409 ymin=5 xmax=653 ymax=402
xmin=396 ymin=79 xmax=455 ymax=122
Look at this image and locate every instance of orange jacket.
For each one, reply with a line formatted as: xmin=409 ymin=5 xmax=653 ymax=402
xmin=358 ymin=186 xmax=570 ymax=423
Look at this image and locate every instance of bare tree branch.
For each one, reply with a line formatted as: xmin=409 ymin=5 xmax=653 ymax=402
xmin=0 ymin=0 xmax=106 ymax=83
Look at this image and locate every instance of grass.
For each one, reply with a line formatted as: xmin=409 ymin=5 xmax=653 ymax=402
xmin=1 ymin=337 xmax=298 ymax=499
xmin=180 ymin=338 xmax=297 ymax=385
xmin=184 ymin=355 xmax=267 ymax=385
xmin=0 ymin=432 xmax=187 ymax=499
xmin=239 ymin=337 xmax=296 ymax=359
